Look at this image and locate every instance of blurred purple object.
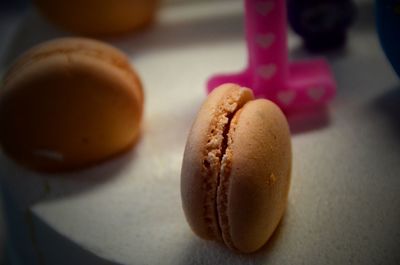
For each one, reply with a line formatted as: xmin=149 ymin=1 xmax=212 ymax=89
xmin=288 ymin=0 xmax=356 ymax=51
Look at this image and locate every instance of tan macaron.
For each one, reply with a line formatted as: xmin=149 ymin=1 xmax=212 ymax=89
xmin=0 ymin=37 xmax=143 ymax=172
xmin=181 ymin=84 xmax=292 ymax=253
xmin=34 ymin=0 xmax=159 ymax=36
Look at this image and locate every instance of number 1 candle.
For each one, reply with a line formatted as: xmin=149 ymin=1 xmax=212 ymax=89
xmin=207 ymin=0 xmax=337 ymax=112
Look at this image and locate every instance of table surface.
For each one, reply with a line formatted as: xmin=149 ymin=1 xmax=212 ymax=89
xmin=0 ymin=1 xmax=399 ymax=265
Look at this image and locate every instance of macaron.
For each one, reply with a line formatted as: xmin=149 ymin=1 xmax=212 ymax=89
xmin=181 ymin=84 xmax=292 ymax=253
xmin=34 ymin=0 xmax=158 ymax=35
xmin=0 ymin=37 xmax=144 ymax=172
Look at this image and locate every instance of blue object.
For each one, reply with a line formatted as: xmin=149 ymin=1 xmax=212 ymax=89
xmin=288 ymin=0 xmax=356 ymax=51
xmin=376 ymin=0 xmax=400 ymax=78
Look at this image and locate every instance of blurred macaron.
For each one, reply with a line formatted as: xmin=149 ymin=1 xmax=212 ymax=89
xmin=0 ymin=37 xmax=144 ymax=172
xmin=33 ymin=0 xmax=159 ymax=36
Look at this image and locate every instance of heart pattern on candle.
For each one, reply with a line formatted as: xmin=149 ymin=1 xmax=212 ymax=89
xmin=257 ymin=64 xmax=277 ymax=79
xmin=308 ymin=86 xmax=325 ymax=101
xmin=277 ymin=90 xmax=296 ymax=105
xmin=256 ymin=1 xmax=275 ymax=16
xmin=256 ymin=34 xmax=275 ymax=48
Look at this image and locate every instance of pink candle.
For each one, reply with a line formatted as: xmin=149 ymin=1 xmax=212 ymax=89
xmin=208 ymin=0 xmax=337 ymax=113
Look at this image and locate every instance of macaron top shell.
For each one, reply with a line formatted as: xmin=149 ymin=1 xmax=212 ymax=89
xmin=181 ymin=84 xmax=292 ymax=253
xmin=0 ymin=38 xmax=144 ymax=171
xmin=4 ymin=38 xmax=143 ymax=104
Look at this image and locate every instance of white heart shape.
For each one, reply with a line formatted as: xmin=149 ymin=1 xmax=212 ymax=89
xmin=256 ymin=1 xmax=275 ymax=16
xmin=256 ymin=34 xmax=275 ymax=48
xmin=277 ymin=90 xmax=296 ymax=105
xmin=257 ymin=64 xmax=277 ymax=79
xmin=308 ymin=86 xmax=325 ymax=101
